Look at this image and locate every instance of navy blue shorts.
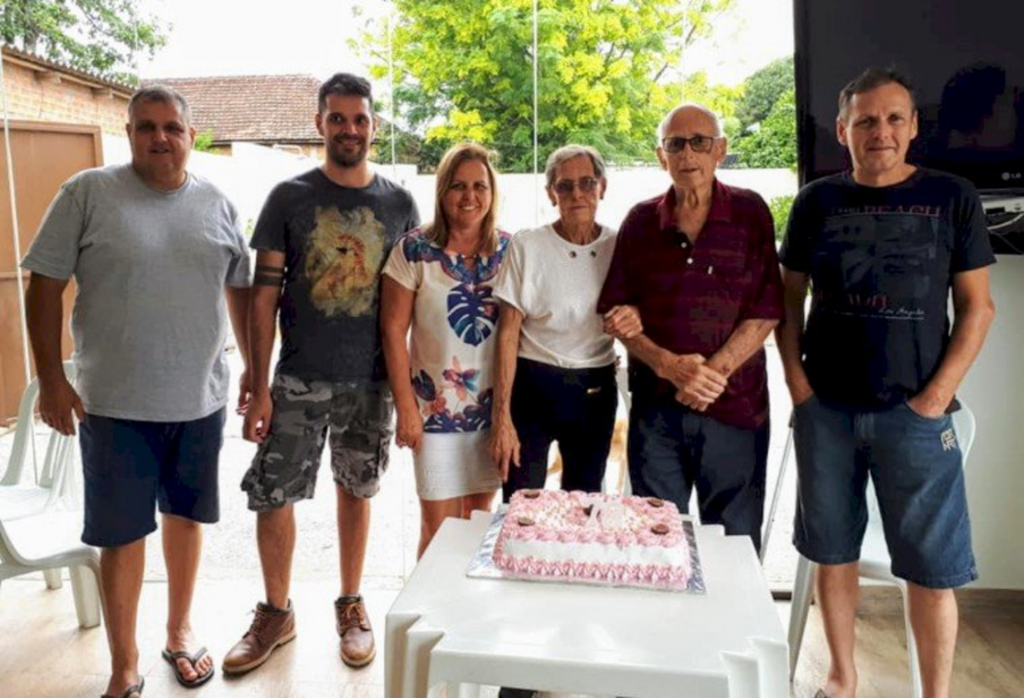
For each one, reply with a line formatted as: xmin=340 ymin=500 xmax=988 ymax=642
xmin=792 ymin=396 xmax=977 ymax=589
xmin=627 ymin=393 xmax=769 ymax=553
xmin=79 ymin=408 xmax=225 ymax=548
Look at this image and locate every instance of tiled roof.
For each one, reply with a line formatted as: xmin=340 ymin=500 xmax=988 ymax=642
xmin=154 ymin=75 xmax=323 ymax=144
xmin=1 ymin=44 xmax=134 ymax=94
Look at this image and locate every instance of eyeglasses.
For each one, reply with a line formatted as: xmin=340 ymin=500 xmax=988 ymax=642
xmin=661 ymin=135 xmax=719 ymax=154
xmin=552 ymin=177 xmax=600 ymax=195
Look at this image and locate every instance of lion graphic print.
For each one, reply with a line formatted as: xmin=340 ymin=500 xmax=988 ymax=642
xmin=304 ymin=205 xmax=386 ymax=317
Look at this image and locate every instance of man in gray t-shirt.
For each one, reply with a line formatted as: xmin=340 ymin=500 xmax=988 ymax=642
xmin=224 ymin=73 xmax=419 ymax=676
xmin=23 ymin=86 xmax=251 ymax=698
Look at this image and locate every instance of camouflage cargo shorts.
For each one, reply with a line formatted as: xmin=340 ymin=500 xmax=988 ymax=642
xmin=241 ymin=373 xmax=395 ymax=511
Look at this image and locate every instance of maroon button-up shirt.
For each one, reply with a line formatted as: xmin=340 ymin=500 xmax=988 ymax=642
xmin=598 ymin=180 xmax=783 ymax=429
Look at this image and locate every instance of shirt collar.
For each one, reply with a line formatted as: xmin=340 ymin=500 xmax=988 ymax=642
xmin=656 ymin=178 xmax=733 ymax=232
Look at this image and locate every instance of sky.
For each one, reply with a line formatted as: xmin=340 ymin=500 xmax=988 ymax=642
xmin=138 ymin=0 xmax=794 ymax=87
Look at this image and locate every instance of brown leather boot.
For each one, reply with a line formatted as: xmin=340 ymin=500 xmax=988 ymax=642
xmin=335 ymin=595 xmax=375 ymax=667
xmin=222 ymin=601 xmax=297 ymax=675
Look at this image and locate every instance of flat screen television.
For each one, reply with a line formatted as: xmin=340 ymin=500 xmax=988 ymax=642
xmin=794 ymin=0 xmax=1024 ymax=253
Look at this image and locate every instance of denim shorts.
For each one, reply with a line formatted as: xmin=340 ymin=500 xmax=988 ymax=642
xmin=241 ymin=374 xmax=394 ymax=511
xmin=79 ymin=407 xmax=225 ymax=548
xmin=792 ymin=396 xmax=977 ymax=589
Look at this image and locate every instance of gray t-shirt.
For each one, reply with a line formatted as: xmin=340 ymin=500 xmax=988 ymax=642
xmin=250 ymin=169 xmax=420 ymax=382
xmin=22 ymin=164 xmax=252 ymax=422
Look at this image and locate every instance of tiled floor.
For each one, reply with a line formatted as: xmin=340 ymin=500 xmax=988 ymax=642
xmin=4 ymin=576 xmax=1022 ymax=697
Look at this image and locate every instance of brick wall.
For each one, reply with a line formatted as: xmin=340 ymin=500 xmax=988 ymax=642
xmin=2 ymin=59 xmax=130 ymax=135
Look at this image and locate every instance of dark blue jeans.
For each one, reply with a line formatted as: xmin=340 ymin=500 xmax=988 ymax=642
xmin=628 ymin=393 xmax=769 ymax=553
xmin=792 ymin=396 xmax=977 ymax=588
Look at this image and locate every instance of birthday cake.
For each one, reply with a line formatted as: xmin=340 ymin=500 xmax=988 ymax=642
xmin=492 ymin=489 xmax=691 ymax=590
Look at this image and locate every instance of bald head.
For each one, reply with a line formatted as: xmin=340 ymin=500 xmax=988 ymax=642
xmin=658 ymin=104 xmax=722 ymax=142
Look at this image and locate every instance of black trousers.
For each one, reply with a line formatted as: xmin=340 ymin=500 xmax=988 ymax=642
xmin=502 ymin=357 xmax=618 ymax=502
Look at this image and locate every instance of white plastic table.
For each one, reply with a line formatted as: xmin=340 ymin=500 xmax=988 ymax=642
xmin=384 ymin=512 xmax=787 ymax=698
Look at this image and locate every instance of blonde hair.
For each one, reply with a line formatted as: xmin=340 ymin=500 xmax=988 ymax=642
xmin=426 ymin=142 xmax=500 ymax=255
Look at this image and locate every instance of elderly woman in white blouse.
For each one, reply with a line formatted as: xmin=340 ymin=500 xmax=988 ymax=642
xmin=490 ymin=144 xmax=640 ymax=501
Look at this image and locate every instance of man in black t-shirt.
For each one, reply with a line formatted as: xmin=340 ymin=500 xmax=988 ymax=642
xmin=778 ymin=68 xmax=995 ymax=698
xmin=223 ymin=74 xmax=419 ymax=676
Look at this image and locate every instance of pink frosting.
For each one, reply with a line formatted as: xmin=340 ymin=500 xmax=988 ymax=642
xmin=491 ymin=553 xmax=690 ymax=590
xmin=493 ymin=490 xmax=691 ymax=590
xmin=499 ymin=490 xmax=685 ymax=547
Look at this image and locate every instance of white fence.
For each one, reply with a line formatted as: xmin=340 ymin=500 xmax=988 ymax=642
xmin=101 ymin=136 xmax=798 ymax=233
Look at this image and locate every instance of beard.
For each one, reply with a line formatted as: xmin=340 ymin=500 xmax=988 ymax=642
xmin=327 ymin=136 xmax=369 ymax=168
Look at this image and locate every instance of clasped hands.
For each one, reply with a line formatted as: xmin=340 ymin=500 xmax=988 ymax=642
xmin=660 ymin=353 xmax=728 ymax=412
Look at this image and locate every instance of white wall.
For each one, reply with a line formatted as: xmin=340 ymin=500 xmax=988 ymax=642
xmin=102 ymin=136 xmax=798 ymax=233
xmin=102 ymin=136 xmax=320 ymax=230
xmin=959 ymin=256 xmax=1024 ymax=589
xmin=413 ymin=167 xmax=798 ymax=233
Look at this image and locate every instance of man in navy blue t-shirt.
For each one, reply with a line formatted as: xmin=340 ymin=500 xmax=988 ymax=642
xmin=778 ymin=68 xmax=996 ymax=698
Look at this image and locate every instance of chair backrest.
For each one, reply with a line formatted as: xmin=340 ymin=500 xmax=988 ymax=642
xmin=0 ymin=361 xmax=77 ymax=487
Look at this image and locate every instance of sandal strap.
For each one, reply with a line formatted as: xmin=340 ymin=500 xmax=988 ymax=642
xmin=163 ymin=646 xmax=208 ymax=666
xmin=124 ymin=676 xmax=144 ymax=698
xmin=103 ymin=676 xmax=144 ymax=698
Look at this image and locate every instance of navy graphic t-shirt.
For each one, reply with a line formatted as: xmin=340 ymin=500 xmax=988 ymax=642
xmin=779 ymin=168 xmax=995 ymax=410
xmin=251 ymin=169 xmax=420 ymax=382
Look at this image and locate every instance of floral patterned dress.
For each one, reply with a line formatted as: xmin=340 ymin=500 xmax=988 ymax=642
xmin=383 ymin=227 xmax=511 ymax=499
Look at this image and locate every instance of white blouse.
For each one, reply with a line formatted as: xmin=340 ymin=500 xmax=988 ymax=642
xmin=493 ymin=223 xmax=617 ymax=369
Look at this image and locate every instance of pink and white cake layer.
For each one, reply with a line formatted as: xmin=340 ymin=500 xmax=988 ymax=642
xmin=492 ymin=490 xmax=691 ymax=590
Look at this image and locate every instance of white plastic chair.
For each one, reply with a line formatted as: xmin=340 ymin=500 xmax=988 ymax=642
xmin=0 ymin=362 xmax=103 ymax=628
xmin=785 ymin=404 xmax=977 ymax=697
xmin=1 ymin=358 xmax=77 ymax=489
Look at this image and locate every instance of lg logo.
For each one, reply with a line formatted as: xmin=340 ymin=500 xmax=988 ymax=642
xmin=1002 ymin=172 xmax=1022 ymax=181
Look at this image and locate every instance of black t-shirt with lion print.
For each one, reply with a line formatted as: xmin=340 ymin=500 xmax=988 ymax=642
xmin=251 ymin=169 xmax=420 ymax=382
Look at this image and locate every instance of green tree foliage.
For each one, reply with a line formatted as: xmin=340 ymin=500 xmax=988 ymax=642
xmin=0 ymin=0 xmax=165 ymax=83
xmin=735 ymin=55 xmax=794 ymax=132
xmin=768 ymin=194 xmax=794 ymax=241
xmin=193 ymin=130 xmax=215 ymax=153
xmin=679 ymin=70 xmax=744 ymax=140
xmin=734 ymin=88 xmax=796 ymax=169
xmin=360 ymin=0 xmax=735 ymax=172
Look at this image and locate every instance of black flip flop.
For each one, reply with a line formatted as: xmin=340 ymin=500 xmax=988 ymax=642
xmin=100 ymin=675 xmax=145 ymax=698
xmin=162 ymin=646 xmax=215 ymax=688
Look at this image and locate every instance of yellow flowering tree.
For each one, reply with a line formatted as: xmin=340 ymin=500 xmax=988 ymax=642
xmin=360 ymin=0 xmax=735 ymax=171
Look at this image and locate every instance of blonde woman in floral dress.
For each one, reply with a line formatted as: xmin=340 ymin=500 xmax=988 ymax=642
xmin=381 ymin=143 xmax=510 ymax=556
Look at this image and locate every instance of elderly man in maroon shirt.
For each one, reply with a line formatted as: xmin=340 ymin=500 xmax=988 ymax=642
xmin=597 ymin=104 xmax=783 ymax=552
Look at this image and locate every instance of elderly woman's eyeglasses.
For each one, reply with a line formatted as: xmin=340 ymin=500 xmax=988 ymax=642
xmin=661 ymin=135 xmax=718 ymax=154
xmin=553 ymin=177 xmax=600 ymax=195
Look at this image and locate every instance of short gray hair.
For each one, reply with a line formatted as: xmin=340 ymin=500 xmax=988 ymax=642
xmin=544 ymin=144 xmax=607 ymax=189
xmin=657 ymin=104 xmax=723 ymax=142
xmin=129 ymin=85 xmax=192 ymax=125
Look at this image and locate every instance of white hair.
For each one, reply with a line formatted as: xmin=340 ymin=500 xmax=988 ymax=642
xmin=544 ymin=144 xmax=607 ymax=188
